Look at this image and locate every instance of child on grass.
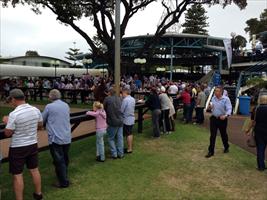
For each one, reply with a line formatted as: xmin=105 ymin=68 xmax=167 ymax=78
xmin=86 ymin=101 xmax=107 ymax=162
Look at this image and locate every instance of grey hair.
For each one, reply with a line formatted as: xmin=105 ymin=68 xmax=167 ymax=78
xmin=49 ymin=89 xmax=61 ymax=101
xmin=108 ymin=87 xmax=116 ymax=96
xmin=122 ymin=87 xmax=131 ymax=95
xmin=259 ymin=95 xmax=267 ymax=105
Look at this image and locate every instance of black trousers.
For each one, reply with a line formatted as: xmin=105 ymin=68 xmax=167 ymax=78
xmin=195 ymin=107 xmax=204 ymax=124
xmin=208 ymin=116 xmax=229 ymax=154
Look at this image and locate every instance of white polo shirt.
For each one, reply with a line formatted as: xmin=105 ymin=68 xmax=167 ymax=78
xmin=168 ymin=85 xmax=178 ymax=95
xmin=6 ymin=104 xmax=43 ymax=148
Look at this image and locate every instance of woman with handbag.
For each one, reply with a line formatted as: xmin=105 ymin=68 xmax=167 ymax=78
xmin=250 ymin=95 xmax=267 ymax=171
xmin=244 ymin=104 xmax=257 ymax=148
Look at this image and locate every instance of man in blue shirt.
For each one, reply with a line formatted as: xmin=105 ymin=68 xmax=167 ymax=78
xmin=42 ymin=89 xmax=71 ymax=188
xmin=121 ymin=87 xmax=136 ymax=153
xmin=205 ymin=86 xmax=232 ymax=158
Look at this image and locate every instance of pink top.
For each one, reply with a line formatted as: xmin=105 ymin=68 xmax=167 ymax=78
xmin=86 ymin=109 xmax=107 ymax=131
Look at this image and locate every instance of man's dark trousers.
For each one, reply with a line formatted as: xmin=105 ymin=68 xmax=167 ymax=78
xmin=208 ymin=116 xmax=229 ymax=154
xmin=49 ymin=143 xmax=70 ymax=187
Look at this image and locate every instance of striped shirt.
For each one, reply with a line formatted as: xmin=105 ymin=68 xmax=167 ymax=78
xmin=6 ymin=104 xmax=43 ymax=148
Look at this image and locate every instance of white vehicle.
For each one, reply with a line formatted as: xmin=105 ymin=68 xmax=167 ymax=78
xmin=0 ymin=64 xmax=108 ymax=78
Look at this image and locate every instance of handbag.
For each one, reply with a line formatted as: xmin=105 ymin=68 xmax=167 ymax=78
xmin=246 ymin=129 xmax=256 ymax=148
xmin=246 ymin=106 xmax=258 ymax=148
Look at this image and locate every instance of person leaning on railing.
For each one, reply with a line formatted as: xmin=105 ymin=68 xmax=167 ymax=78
xmin=2 ymin=89 xmax=43 ymax=200
xmin=42 ymin=89 xmax=72 ymax=188
xmin=86 ymin=102 xmax=107 ymax=162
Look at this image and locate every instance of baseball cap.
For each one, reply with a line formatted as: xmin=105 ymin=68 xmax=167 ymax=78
xmin=7 ymin=89 xmax=25 ymax=102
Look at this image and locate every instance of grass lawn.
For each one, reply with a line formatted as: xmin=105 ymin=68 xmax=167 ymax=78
xmin=0 ymin=107 xmax=14 ymax=119
xmin=1 ymin=120 xmax=267 ymax=200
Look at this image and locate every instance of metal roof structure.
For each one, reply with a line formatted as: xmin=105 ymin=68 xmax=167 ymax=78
xmin=121 ymin=33 xmax=226 ymax=53
xmin=77 ymin=33 xmax=230 ymax=75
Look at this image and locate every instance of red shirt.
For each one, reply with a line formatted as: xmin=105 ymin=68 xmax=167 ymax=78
xmin=181 ymin=91 xmax=191 ymax=104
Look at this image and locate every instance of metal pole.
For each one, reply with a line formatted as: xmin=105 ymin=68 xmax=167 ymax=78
xmin=115 ymin=0 xmax=121 ymax=95
xmin=219 ymin=51 xmax=223 ymax=73
xmin=55 ymin=64 xmax=56 ymax=79
xmin=170 ymin=38 xmax=174 ymax=81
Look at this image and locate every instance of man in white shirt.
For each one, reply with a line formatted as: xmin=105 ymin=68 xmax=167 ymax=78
xmin=168 ymin=83 xmax=178 ymax=95
xmin=2 ymin=89 xmax=43 ymax=200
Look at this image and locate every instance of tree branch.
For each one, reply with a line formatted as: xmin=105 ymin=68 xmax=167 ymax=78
xmin=67 ymin=20 xmax=99 ymax=54
xmin=129 ymin=0 xmax=155 ymax=18
xmin=121 ymin=0 xmax=131 ymax=37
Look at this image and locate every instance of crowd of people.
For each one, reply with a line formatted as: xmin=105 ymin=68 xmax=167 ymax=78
xmin=1 ymin=73 xmax=214 ymax=104
xmin=1 ymin=87 xmax=137 ymax=200
xmin=4 ymin=71 xmax=267 ymax=200
xmin=1 ymin=74 xmax=217 ymax=200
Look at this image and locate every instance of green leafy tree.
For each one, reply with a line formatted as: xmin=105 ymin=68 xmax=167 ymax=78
xmin=25 ymin=50 xmax=39 ymax=56
xmin=1 ymin=0 xmax=247 ymax=72
xmin=233 ymin=35 xmax=247 ymax=51
xmin=182 ymin=4 xmax=209 ymax=35
xmin=65 ymin=47 xmax=83 ymax=66
xmin=245 ymin=9 xmax=267 ymax=40
xmin=259 ymin=31 xmax=267 ymax=47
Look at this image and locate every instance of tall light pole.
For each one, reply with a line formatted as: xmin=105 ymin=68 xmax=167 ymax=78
xmin=50 ymin=60 xmax=60 ymax=79
xmin=170 ymin=38 xmax=174 ymax=81
xmin=115 ymin=0 xmax=121 ymax=95
xmin=82 ymin=58 xmax=93 ymax=74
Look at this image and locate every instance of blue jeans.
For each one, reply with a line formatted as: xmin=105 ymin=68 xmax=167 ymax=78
xmin=49 ymin=143 xmax=70 ymax=187
xmin=96 ymin=130 xmax=106 ymax=160
xmin=256 ymin=141 xmax=266 ymax=170
xmin=107 ymin=126 xmax=124 ymax=158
